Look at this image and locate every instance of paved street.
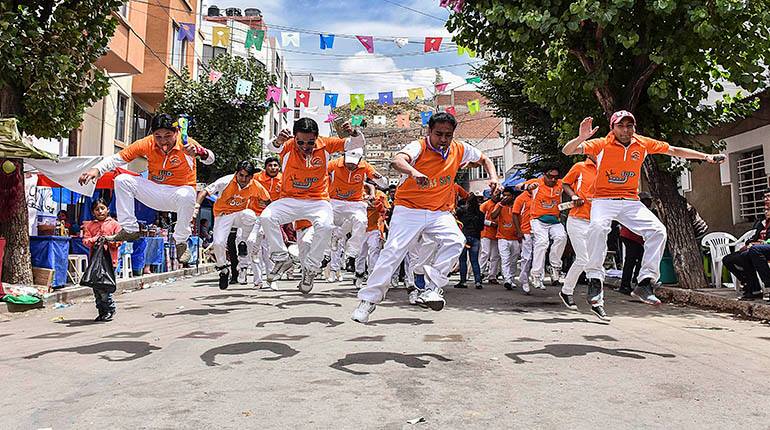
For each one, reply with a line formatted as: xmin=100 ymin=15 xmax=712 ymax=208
xmin=2 ymin=273 xmax=769 ymax=429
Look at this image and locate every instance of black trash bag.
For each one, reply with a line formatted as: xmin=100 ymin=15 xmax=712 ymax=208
xmin=81 ymin=239 xmax=117 ymax=293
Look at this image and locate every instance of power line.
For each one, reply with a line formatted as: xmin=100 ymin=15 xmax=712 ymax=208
xmin=381 ymin=0 xmax=448 ymax=23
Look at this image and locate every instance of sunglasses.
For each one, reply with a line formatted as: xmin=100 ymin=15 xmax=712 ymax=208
xmin=296 ymin=140 xmax=316 ymax=146
xmin=545 ymin=174 xmax=559 ymax=179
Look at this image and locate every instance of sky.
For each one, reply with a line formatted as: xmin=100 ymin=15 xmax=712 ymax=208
xmin=205 ymin=0 xmax=482 ymax=99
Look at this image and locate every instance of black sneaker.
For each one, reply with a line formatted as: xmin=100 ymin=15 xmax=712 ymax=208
xmin=559 ymin=292 xmax=578 ymax=310
xmin=586 ymin=278 xmax=603 ymax=306
xmin=503 ymin=282 xmax=513 ymax=290
xmin=475 ymin=283 xmax=483 ymax=289
xmin=739 ymin=291 xmax=763 ymax=300
xmin=590 ymin=305 xmax=610 ymax=322
xmin=320 ymin=256 xmax=331 ymax=269
xmin=346 ymin=256 xmax=356 ymax=272
xmin=102 ymin=311 xmax=114 ymax=322
xmin=94 ymin=313 xmax=106 ymax=322
xmin=218 ymin=267 xmax=230 ymax=290
xmin=454 ymin=282 xmax=467 ymax=289
xmin=618 ymin=285 xmax=633 ymax=295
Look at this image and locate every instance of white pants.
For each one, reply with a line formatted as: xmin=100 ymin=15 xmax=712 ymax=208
xmin=114 ymin=174 xmax=196 ymax=242
xmin=331 ymin=199 xmax=367 ymax=259
xmin=297 ymin=226 xmax=313 ymax=269
xmin=212 ymin=210 xmax=258 ymax=270
xmin=518 ymin=234 xmax=533 ymax=286
xmin=530 ymin=219 xmax=568 ymax=280
xmin=261 ymin=198 xmax=333 ymax=271
xmin=480 ymin=237 xmax=501 ymax=279
xmin=329 ymin=218 xmax=352 ymax=272
xmin=358 ymin=206 xmax=464 ymax=303
xmin=355 ymin=230 xmax=383 ymax=274
xmin=585 ymin=199 xmax=667 ymax=283
xmin=497 ymin=239 xmax=522 ymax=284
xmin=562 ymin=217 xmax=590 ymax=295
xmin=241 ymin=218 xmax=265 ymax=284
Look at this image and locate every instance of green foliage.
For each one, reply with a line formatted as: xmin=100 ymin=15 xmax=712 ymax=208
xmin=448 ymin=1 xmax=770 ymax=148
xmin=0 ymin=0 xmax=123 ymax=137
xmin=159 ymin=55 xmax=273 ymax=183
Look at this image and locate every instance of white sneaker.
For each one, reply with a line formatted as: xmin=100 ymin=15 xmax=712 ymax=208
xmin=408 ymin=289 xmax=421 ymax=305
xmin=253 ymin=281 xmax=263 ymax=289
xmin=351 ymin=300 xmax=376 ymax=323
xmin=521 ymin=281 xmax=531 ymax=295
xmin=530 ymin=276 xmax=545 ymax=290
xmin=267 ymin=259 xmax=293 ymax=282
xmin=354 ymin=274 xmax=365 ymax=289
xmin=326 ymin=270 xmax=338 ymax=283
xmin=549 ymin=267 xmax=562 ymax=286
xmin=299 ymin=269 xmax=317 ymax=294
xmin=416 ymin=288 xmax=445 ymax=311
xmin=237 ymin=267 xmax=248 ymax=285
xmin=261 ymin=281 xmax=278 ymax=291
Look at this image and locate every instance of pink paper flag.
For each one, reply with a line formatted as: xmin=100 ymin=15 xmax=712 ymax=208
xmin=265 ymin=85 xmax=281 ymax=103
xmin=324 ymin=113 xmax=338 ymax=123
xmin=396 ymin=113 xmax=410 ymax=128
xmin=424 ymin=37 xmax=442 ymax=52
xmin=279 ymin=107 xmax=292 ymax=114
xmin=435 ymin=82 xmax=449 ymax=92
xmin=208 ymin=70 xmax=223 ymax=84
xmin=439 ymin=0 xmax=465 ymax=13
xmin=445 ymin=106 xmax=456 ymax=116
xmin=356 ymin=35 xmax=374 ymax=54
xmin=295 ymin=90 xmax=310 ymax=107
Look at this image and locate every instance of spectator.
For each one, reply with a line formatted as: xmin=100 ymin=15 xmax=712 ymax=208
xmin=82 ymin=199 xmax=121 ymax=322
xmin=199 ymin=218 xmax=212 ymax=247
xmin=618 ymin=192 xmax=654 ymax=295
xmin=724 ymin=197 xmax=770 ymax=300
xmin=455 ymin=193 xmax=485 ymax=289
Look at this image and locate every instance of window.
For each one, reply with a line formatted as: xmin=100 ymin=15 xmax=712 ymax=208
xmin=171 ymin=23 xmax=188 ymax=71
xmin=131 ymin=103 xmax=152 ymax=142
xmin=118 ymin=2 xmax=128 ymax=18
xmin=115 ymin=93 xmax=128 ymax=142
xmin=469 ymin=165 xmax=489 ymax=181
xmin=737 ymin=148 xmax=768 ymax=220
xmin=202 ymin=44 xmax=227 ymax=67
xmin=492 ymin=156 xmax=505 ymax=177
xmin=272 ymin=119 xmax=279 ymax=139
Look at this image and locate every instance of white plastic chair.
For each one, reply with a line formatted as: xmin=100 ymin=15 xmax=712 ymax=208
xmin=729 ymin=229 xmax=757 ymax=292
xmin=701 ymin=232 xmax=737 ymax=288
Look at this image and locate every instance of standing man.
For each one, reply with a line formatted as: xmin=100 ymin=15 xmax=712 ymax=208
xmin=78 ymin=114 xmax=214 ymax=263
xmin=562 ymin=111 xmax=725 ymax=320
xmin=328 ymin=148 xmax=388 ymax=280
xmin=355 ymin=185 xmax=390 ymax=285
xmin=352 ymin=113 xmax=500 ymax=323
xmin=255 ymin=156 xmax=283 ymax=275
xmin=490 ymin=187 xmax=522 ymax=291
xmin=194 ymin=161 xmax=270 ymax=289
xmin=261 ymin=118 xmax=365 ymax=293
xmin=512 ymin=189 xmax=533 ymax=293
xmin=528 ymin=167 xmax=568 ymax=290
xmin=559 ymin=156 xmax=597 ymax=310
xmin=479 ymin=192 xmax=501 ymax=284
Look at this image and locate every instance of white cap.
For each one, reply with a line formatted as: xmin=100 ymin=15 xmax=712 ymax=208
xmin=344 ymin=148 xmax=364 ymax=165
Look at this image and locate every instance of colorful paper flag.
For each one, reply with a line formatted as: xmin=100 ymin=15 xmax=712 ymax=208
xmin=246 ymin=29 xmax=265 ymax=50
xmin=351 ymin=115 xmax=365 ymax=127
xmin=235 ymin=79 xmax=252 ymax=96
xmin=378 ymin=91 xmax=394 ymax=105
xmin=178 ymin=23 xmax=195 ymax=42
xmin=373 ymin=115 xmax=387 ymax=125
xmin=466 ymin=76 xmax=481 ymax=84
xmin=279 ymin=107 xmax=292 ymax=114
xmin=424 ymin=37 xmax=442 ymax=52
xmin=407 ymin=87 xmax=425 ymax=101
xmin=212 ymin=26 xmax=230 ymax=47
xmin=208 ymin=70 xmax=223 ymax=84
xmin=356 ymin=35 xmax=374 ymax=54
xmin=265 ymin=85 xmax=281 ymax=103
xmin=320 ymin=34 xmax=335 ymax=50
xmin=304 ymin=106 xmax=319 ymax=114
xmin=467 ymin=99 xmax=480 ymax=114
xmin=396 ymin=113 xmax=410 ymax=128
xmin=324 ymin=113 xmax=338 ymax=123
xmin=295 ymin=90 xmax=310 ymax=107
xmin=324 ymin=93 xmax=339 ymax=109
xmin=445 ymin=106 xmax=456 ymax=116
xmin=395 ymin=37 xmax=409 ymax=48
xmin=282 ymin=32 xmax=300 ymax=48
xmin=457 ymin=45 xmax=476 ymax=57
xmin=420 ymin=111 xmax=433 ymax=126
xmin=435 ymin=82 xmax=449 ymax=92
xmin=350 ymin=94 xmax=365 ymax=111
xmin=440 ymin=0 xmax=465 ymax=13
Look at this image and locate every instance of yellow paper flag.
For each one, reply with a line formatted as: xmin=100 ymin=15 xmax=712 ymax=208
xmin=467 ymin=99 xmax=481 ymax=115
xmin=212 ymin=26 xmax=231 ymax=47
xmin=457 ymin=45 xmax=477 ymax=58
xmin=407 ymin=87 xmax=424 ymax=101
xmin=350 ymin=94 xmax=365 ymax=111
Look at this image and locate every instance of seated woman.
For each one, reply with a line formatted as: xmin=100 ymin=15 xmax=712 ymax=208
xmin=723 ymin=207 xmax=770 ymax=300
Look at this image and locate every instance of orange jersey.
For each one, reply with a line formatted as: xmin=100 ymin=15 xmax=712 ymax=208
xmin=210 ymin=175 xmax=269 ymax=217
xmin=395 ymin=138 xmax=481 ymax=212
xmin=454 ymin=183 xmax=469 ymax=200
xmin=562 ymin=160 xmax=597 ymax=220
xmin=512 ymin=191 xmax=532 ymax=235
xmin=328 ymin=158 xmax=379 ymax=202
xmin=295 ymin=219 xmax=312 ymax=231
xmin=495 ymin=203 xmax=520 ymax=240
xmin=479 ymin=199 xmax=498 ymax=239
xmin=582 ymin=133 xmax=670 ymax=200
xmin=119 ymin=135 xmax=202 ymax=187
xmin=367 ymin=191 xmax=390 ymax=233
xmin=256 ymin=171 xmax=282 ymax=201
xmin=280 ymin=136 xmax=346 ymax=200
xmin=529 ymin=177 xmax=563 ymax=218
xmin=246 ymin=179 xmax=272 ymax=216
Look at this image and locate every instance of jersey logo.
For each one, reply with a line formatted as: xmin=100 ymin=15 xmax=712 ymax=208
xmin=226 ymin=195 xmax=247 ymax=207
xmin=606 ymin=170 xmax=636 ymax=184
xmin=630 ymin=150 xmax=641 ymax=161
xmin=151 ymin=170 xmax=174 ymax=182
xmin=168 ymin=155 xmax=182 ymax=166
xmin=335 ymin=189 xmax=355 ymax=199
xmin=541 ymin=200 xmax=557 ymax=209
xmin=503 ymin=222 xmax=513 ymax=228
xmin=291 ymin=176 xmax=319 ymax=189
xmin=310 ymin=157 xmax=323 ymax=167
xmin=352 ymin=173 xmax=363 ymax=182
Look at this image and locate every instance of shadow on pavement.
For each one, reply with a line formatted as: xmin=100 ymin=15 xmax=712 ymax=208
xmin=255 ymin=316 xmax=344 ymax=328
xmin=204 ymin=300 xmax=274 ymax=308
xmin=200 ymin=341 xmax=299 ymax=366
xmin=523 ymin=317 xmax=608 ymax=326
xmin=505 ymin=344 xmax=676 ymax=364
xmin=54 ymin=319 xmax=105 ymax=328
xmin=330 ymin=352 xmax=452 ymax=375
xmin=28 ymin=331 xmax=83 ymax=339
xmin=24 ymin=341 xmax=161 ymax=362
xmin=153 ymin=308 xmax=249 ymax=318
xmin=275 ymin=300 xmax=342 ymax=310
xmin=367 ymin=317 xmax=434 ymax=326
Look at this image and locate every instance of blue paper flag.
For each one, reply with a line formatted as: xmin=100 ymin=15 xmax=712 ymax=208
xmin=420 ymin=111 xmax=433 ymax=126
xmin=378 ymin=91 xmax=394 ymax=105
xmin=324 ymin=93 xmax=339 ymax=108
xmin=320 ymin=34 xmax=335 ymax=50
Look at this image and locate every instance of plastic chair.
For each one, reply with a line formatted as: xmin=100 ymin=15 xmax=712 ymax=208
xmin=117 ymin=242 xmax=134 ymax=280
xmin=67 ymin=254 xmax=88 ymax=285
xmin=731 ymin=229 xmax=761 ymax=293
xmin=701 ymin=232 xmax=737 ymax=288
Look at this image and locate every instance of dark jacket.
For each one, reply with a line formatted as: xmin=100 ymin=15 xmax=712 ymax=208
xmin=456 ymin=204 xmax=485 ymax=239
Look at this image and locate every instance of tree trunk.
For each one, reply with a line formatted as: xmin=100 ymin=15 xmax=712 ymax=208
xmin=0 ymin=84 xmax=33 ymax=285
xmin=643 ymin=159 xmax=708 ymax=289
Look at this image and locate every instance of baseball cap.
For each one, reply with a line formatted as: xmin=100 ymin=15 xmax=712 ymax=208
xmin=610 ymin=110 xmax=636 ymax=128
xmin=344 ymin=147 xmax=364 ymax=165
xmin=150 ymin=113 xmax=177 ymax=132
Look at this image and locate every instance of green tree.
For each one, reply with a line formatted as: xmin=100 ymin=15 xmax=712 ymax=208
xmin=159 ymin=55 xmax=273 ymax=183
xmin=448 ymin=1 xmax=770 ymax=289
xmin=0 ymin=1 xmax=123 ymax=284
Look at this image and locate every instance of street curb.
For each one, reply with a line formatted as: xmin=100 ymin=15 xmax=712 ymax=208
xmin=655 ymin=285 xmax=770 ymax=321
xmin=1 ymin=263 xmax=216 ymax=315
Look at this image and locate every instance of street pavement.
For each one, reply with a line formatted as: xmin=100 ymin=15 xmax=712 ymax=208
xmin=1 ymin=272 xmax=769 ymax=429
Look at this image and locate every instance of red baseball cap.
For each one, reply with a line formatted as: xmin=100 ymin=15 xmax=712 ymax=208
xmin=610 ymin=110 xmax=636 ymax=128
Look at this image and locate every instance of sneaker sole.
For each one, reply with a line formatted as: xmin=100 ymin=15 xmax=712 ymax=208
xmin=559 ymin=294 xmax=578 ymax=311
xmin=631 ymin=292 xmax=662 ymax=306
xmin=590 ymin=309 xmax=611 ymax=322
xmin=218 ymin=273 xmax=229 ymax=290
xmin=418 ymin=299 xmax=445 ymax=311
xmin=267 ymin=260 xmax=294 ymax=281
